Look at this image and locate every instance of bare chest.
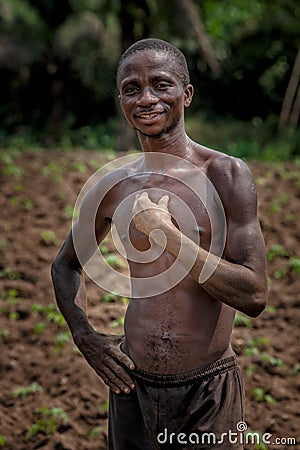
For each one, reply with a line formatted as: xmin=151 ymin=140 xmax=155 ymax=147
xmin=104 ymin=172 xmax=224 ymax=254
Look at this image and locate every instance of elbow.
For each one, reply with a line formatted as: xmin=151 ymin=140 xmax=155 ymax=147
xmin=246 ymin=291 xmax=268 ymax=318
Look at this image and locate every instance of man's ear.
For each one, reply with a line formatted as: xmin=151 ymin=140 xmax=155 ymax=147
xmin=184 ymin=84 xmax=194 ymax=108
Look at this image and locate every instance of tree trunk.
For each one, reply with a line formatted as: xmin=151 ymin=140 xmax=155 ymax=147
xmin=278 ymin=48 xmax=300 ymax=129
xmin=178 ymin=0 xmax=221 ymax=76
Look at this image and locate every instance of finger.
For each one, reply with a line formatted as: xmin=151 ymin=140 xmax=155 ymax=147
xmin=108 ymin=350 xmax=136 ymax=388
xmin=133 ymin=192 xmax=150 ymax=214
xmin=109 ymin=346 xmax=135 ymax=371
xmin=158 ymin=195 xmax=170 ymax=210
xmin=99 ymin=369 xmax=122 ymax=394
xmin=102 ymin=363 xmax=134 ymax=393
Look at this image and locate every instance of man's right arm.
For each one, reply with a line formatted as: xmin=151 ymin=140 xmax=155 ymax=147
xmin=51 ymin=187 xmax=135 ymax=394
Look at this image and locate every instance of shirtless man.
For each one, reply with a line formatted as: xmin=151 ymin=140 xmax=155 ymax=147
xmin=51 ymin=39 xmax=268 ymax=449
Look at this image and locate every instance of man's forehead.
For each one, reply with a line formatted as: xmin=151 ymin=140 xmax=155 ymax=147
xmin=118 ymin=50 xmax=181 ymax=81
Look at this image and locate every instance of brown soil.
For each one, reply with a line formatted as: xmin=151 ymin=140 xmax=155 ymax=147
xmin=0 ymin=150 xmax=299 ymax=450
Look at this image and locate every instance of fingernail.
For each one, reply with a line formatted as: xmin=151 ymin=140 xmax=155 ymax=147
xmin=131 ymin=384 xmax=135 ymax=390
xmin=115 ymin=389 xmax=120 ymax=394
xmin=124 ymin=388 xmax=130 ymax=394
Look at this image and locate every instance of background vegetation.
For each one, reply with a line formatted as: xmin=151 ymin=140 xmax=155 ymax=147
xmin=0 ymin=0 xmax=299 ymax=159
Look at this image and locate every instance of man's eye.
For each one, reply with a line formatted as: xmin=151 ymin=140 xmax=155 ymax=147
xmin=155 ymin=82 xmax=172 ymax=90
xmin=123 ymin=86 xmax=138 ymax=94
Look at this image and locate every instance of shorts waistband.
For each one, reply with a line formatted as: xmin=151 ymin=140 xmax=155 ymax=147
xmin=132 ymin=355 xmax=237 ymax=387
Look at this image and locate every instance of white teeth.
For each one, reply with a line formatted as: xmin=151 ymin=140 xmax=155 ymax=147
xmin=140 ymin=113 xmax=159 ymax=119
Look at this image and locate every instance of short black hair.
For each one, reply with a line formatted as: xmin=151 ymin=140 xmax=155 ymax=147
xmin=117 ymin=38 xmax=190 ymax=85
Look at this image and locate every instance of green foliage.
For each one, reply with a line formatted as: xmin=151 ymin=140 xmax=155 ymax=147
xmin=269 ymin=193 xmax=288 ymax=213
xmin=234 ymin=311 xmax=252 ymax=327
xmin=12 ymin=382 xmax=43 ymax=398
xmin=289 ymin=256 xmax=300 ymax=275
xmin=42 ymin=162 xmax=64 ymax=181
xmin=252 ymin=387 xmax=276 ymax=404
xmin=55 ymin=331 xmax=72 ymax=351
xmin=26 ymin=407 xmax=68 ymax=440
xmin=34 ymin=322 xmax=46 ymax=334
xmin=0 ymin=267 xmax=21 ymax=280
xmin=40 ymin=229 xmax=59 ymax=246
xmin=0 ymin=329 xmax=9 ymax=338
xmin=32 ymin=303 xmax=66 ymax=326
xmin=0 ymin=153 xmax=23 ymax=178
xmin=105 ymin=254 xmax=127 ymax=269
xmin=0 ymin=435 xmax=6 ymax=447
xmin=1 ymin=288 xmax=19 ymax=304
xmin=0 ymin=0 xmax=299 ymax=152
xmin=267 ymin=244 xmax=289 ymax=262
xmin=292 ymin=364 xmax=300 ymax=376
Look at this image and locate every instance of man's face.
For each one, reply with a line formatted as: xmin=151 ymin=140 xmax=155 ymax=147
xmin=117 ymin=49 xmax=193 ymax=137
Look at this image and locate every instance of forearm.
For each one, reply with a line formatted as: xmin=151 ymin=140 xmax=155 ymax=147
xmin=160 ymin=224 xmax=266 ymax=317
xmin=51 ymin=259 xmax=94 ymax=341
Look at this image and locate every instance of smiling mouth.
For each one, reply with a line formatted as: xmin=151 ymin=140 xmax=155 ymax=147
xmin=138 ymin=112 xmax=161 ymax=119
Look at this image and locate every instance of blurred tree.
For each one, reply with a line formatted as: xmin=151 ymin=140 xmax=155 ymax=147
xmin=0 ymin=0 xmax=299 ymax=147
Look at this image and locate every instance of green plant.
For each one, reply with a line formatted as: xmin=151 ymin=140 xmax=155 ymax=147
xmin=265 ymin=305 xmax=276 ymax=314
xmin=40 ymin=230 xmax=60 ymax=246
xmin=0 ymin=238 xmax=9 ymax=252
xmin=32 ymin=303 xmax=66 ymax=326
xmin=21 ymin=198 xmax=34 ymax=210
xmin=234 ymin=311 xmax=252 ymax=327
xmin=260 ymin=353 xmax=283 ymax=368
xmin=289 ymin=256 xmax=300 ymax=275
xmin=55 ymin=331 xmax=72 ymax=351
xmin=245 ymin=431 xmax=268 ymax=450
xmin=64 ymin=204 xmax=78 ymax=220
xmin=245 ymin=337 xmax=269 ymax=356
xmin=267 ymin=244 xmax=289 ymax=262
xmin=99 ymin=399 xmax=109 ymax=412
xmin=34 ymin=322 xmax=47 ymax=334
xmin=291 ymin=364 xmax=300 ymax=376
xmin=101 ymin=293 xmax=119 ymax=303
xmin=105 ymin=254 xmax=126 ymax=269
xmin=12 ymin=382 xmax=43 ymax=397
xmin=9 ymin=311 xmax=20 ymax=321
xmin=0 ymin=435 xmax=6 ymax=447
xmin=110 ymin=316 xmax=125 ymax=330
xmin=0 ymin=268 xmax=21 ymax=280
xmin=89 ymin=426 xmax=103 ymax=439
xmin=273 ymin=267 xmax=288 ymax=279
xmin=252 ymin=387 xmax=276 ymax=404
xmin=269 ymin=193 xmax=288 ymax=213
xmin=70 ymin=158 xmax=87 ymax=173
xmin=42 ymin=161 xmax=64 ymax=181
xmin=1 ymin=289 xmax=19 ymax=304
xmin=0 ymin=153 xmax=23 ymax=178
xmin=99 ymin=244 xmax=110 ymax=255
xmin=0 ymin=329 xmax=9 ymax=337
xmin=26 ymin=407 xmax=68 ymax=440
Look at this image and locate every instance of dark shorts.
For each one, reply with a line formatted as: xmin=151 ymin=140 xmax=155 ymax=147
xmin=108 ymin=354 xmax=244 ymax=450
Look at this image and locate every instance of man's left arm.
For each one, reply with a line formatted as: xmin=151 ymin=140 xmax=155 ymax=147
xmin=132 ymin=157 xmax=268 ymax=318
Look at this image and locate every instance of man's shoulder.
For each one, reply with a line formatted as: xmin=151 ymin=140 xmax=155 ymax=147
xmin=204 ymin=149 xmax=252 ymax=186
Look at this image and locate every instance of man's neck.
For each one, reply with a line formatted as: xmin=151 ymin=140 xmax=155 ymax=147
xmin=137 ymin=127 xmax=193 ymax=171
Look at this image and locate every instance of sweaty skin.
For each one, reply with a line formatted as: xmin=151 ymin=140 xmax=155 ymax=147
xmin=51 ymin=49 xmax=268 ymax=394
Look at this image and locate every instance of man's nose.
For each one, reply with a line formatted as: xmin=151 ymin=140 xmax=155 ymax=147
xmin=136 ymin=87 xmax=159 ymax=106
